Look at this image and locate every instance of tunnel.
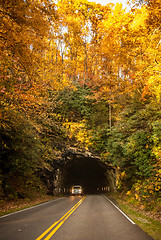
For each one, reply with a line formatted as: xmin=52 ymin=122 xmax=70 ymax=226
xmin=60 ymin=156 xmax=113 ymax=194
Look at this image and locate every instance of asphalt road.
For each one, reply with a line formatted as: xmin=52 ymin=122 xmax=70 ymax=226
xmin=0 ymin=195 xmax=154 ymax=240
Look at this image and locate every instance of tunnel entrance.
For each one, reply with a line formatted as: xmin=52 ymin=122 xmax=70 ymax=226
xmin=60 ymin=156 xmax=111 ymax=194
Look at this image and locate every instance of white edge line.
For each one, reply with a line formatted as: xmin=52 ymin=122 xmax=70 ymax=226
xmin=104 ymin=195 xmax=135 ymax=225
xmin=0 ymin=197 xmax=65 ymax=219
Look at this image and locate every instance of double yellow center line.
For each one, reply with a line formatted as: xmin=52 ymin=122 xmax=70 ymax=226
xmin=36 ymin=197 xmax=86 ymax=240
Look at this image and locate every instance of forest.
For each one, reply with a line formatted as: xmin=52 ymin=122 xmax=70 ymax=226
xmin=0 ymin=0 xmax=161 ymax=210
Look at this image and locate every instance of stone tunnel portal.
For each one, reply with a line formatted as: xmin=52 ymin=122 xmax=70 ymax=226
xmin=60 ymin=156 xmax=115 ymax=194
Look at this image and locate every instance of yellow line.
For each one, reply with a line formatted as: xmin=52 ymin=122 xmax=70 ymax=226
xmin=44 ymin=197 xmax=86 ymax=240
xmin=36 ymin=198 xmax=83 ymax=240
xmin=36 ymin=197 xmax=86 ymax=240
xmin=35 ymin=221 xmax=59 ymax=240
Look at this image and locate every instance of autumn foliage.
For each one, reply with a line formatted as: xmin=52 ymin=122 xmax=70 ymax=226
xmin=0 ymin=0 xmax=160 ymax=208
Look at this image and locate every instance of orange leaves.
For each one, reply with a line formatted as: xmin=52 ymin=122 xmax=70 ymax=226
xmin=1 ymin=0 xmax=52 ymax=81
xmin=1 ymin=0 xmax=161 ymax=116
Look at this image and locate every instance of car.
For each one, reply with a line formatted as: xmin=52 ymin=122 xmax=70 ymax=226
xmin=71 ymin=185 xmax=83 ymax=196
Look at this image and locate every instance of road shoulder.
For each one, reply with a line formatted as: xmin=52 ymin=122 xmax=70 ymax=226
xmin=105 ymin=193 xmax=161 ymax=240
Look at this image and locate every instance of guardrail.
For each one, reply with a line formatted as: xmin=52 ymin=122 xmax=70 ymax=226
xmin=56 ymin=187 xmax=111 ymax=195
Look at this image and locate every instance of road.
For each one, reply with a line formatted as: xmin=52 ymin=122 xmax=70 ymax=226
xmin=0 ymin=195 xmax=154 ymax=240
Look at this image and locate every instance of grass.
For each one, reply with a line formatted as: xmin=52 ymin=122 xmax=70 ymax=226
xmin=110 ymin=193 xmax=161 ymax=240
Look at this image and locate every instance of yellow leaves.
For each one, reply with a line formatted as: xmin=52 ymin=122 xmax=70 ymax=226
xmin=155 ymin=186 xmax=161 ymax=191
xmin=101 ymin=151 xmax=109 ymax=159
xmin=66 ymin=15 xmax=81 ymax=28
xmin=115 ymin=2 xmax=123 ymax=11
xmin=100 ymin=7 xmax=124 ymax=35
xmin=148 ymin=75 xmax=161 ymax=103
xmin=63 ymin=121 xmax=90 ymax=145
xmin=135 ymin=193 xmax=140 ymax=200
xmin=126 ymin=190 xmax=131 ymax=196
xmin=121 ymin=171 xmax=126 ymax=179
xmin=130 ymin=6 xmax=148 ymax=31
xmin=58 ymin=75 xmax=74 ymax=90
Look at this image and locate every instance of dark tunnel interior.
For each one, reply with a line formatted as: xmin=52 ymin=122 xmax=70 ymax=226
xmin=61 ymin=157 xmax=110 ymax=194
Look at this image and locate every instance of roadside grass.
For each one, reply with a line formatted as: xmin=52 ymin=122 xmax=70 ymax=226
xmin=0 ymin=195 xmax=57 ymax=217
xmin=119 ymin=202 xmax=161 ymax=240
xmin=110 ymin=193 xmax=161 ymax=240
